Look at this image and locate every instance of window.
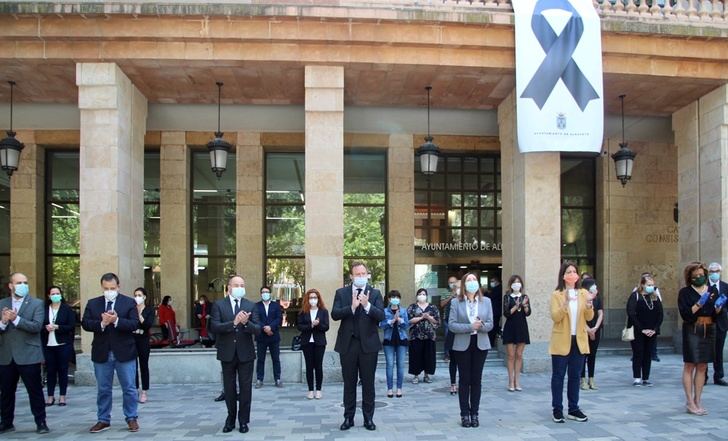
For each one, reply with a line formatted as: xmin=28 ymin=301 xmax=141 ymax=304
xmin=265 ymin=152 xmax=305 ymax=309
xmin=561 ymin=156 xmax=596 ymax=275
xmin=415 ymin=154 xmax=501 ymax=255
xmin=0 ymin=174 xmax=9 ymax=298
xmin=46 ymin=151 xmax=80 ymax=305
xmin=144 ymin=152 xmax=161 ymax=305
xmin=344 ymin=151 xmax=386 ymax=291
xmin=192 ymin=152 xmax=236 ymax=302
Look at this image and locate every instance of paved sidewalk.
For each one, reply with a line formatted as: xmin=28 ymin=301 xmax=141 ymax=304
xmin=3 ymin=353 xmax=728 ymax=440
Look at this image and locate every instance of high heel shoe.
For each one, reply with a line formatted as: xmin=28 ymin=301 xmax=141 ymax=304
xmin=58 ymin=397 xmax=67 ymax=407
xmin=396 ymin=389 xmax=402 ymax=398
xmin=450 ymin=384 xmax=457 ymax=395
xmin=387 ymin=390 xmax=394 ymax=398
xmin=45 ymin=397 xmax=55 ymax=407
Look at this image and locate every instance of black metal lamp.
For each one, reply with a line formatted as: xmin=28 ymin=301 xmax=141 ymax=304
xmin=207 ymin=81 xmax=232 ymax=178
xmin=417 ymin=86 xmax=441 ymax=176
xmin=0 ymin=81 xmax=24 ymax=177
xmin=611 ymin=94 xmax=636 ymax=187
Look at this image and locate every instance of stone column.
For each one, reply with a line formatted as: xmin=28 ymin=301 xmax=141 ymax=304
xmin=304 ymin=65 xmax=344 ymax=352
xmin=77 ymin=62 xmax=147 ymax=354
xmin=673 ymin=84 xmax=728 ymax=268
xmin=9 ymin=130 xmax=44 ymax=292
xmin=499 ymin=92 xmax=561 ymax=372
xmin=160 ymin=131 xmax=191 ymax=326
xmin=388 ymin=134 xmax=415 ymax=302
xmin=236 ymin=132 xmax=264 ymax=297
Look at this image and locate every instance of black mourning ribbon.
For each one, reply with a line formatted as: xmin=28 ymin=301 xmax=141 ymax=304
xmin=520 ymin=0 xmax=599 ymax=111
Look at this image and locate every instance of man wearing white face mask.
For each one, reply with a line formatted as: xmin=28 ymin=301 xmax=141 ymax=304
xmin=210 ymin=275 xmax=261 ymax=434
xmin=81 ymin=273 xmax=140 ymax=433
xmin=0 ymin=272 xmax=49 ymax=434
xmin=332 ymin=261 xmax=384 ymax=431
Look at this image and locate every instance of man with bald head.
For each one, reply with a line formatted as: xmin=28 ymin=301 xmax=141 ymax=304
xmin=210 ymin=275 xmax=261 ymax=434
xmin=0 ymin=272 xmax=49 ymax=434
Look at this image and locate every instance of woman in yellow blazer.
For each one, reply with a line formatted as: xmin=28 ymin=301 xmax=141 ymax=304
xmin=549 ymin=262 xmax=595 ymax=424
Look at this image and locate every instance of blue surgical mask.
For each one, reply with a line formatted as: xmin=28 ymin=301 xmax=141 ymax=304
xmin=14 ymin=283 xmax=29 ymax=298
xmin=50 ymin=294 xmax=62 ymax=303
xmin=390 ymin=298 xmax=400 ymax=306
xmin=709 ymin=272 xmax=721 ymax=283
xmin=465 ymin=280 xmax=479 ymax=294
xmin=644 ymin=285 xmax=655 ymax=294
xmin=353 ymin=276 xmax=368 ymax=288
xmin=231 ymin=287 xmax=246 ymax=299
xmin=261 ymin=292 xmax=271 ymax=302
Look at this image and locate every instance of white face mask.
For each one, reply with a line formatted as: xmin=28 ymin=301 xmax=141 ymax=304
xmin=589 ymin=285 xmax=598 ymax=294
xmin=309 ymin=298 xmax=318 ymax=307
xmin=231 ymin=287 xmax=246 ymax=299
xmin=134 ymin=296 xmax=145 ymax=305
xmin=104 ymin=290 xmax=118 ymax=302
xmin=417 ymin=294 xmax=427 ymax=303
xmin=511 ymin=282 xmax=522 ymax=292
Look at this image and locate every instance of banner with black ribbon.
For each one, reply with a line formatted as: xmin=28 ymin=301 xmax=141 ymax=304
xmin=514 ymin=0 xmax=603 ymax=153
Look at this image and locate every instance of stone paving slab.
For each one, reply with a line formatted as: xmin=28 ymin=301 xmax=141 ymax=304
xmin=3 ymin=353 xmax=728 ymax=440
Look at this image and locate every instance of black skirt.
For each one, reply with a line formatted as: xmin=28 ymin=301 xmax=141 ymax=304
xmin=682 ymin=322 xmax=715 ymax=364
xmin=408 ymin=338 xmax=436 ymax=375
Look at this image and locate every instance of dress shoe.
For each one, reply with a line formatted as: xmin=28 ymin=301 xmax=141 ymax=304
xmin=470 ymin=415 xmax=479 ymax=428
xmin=716 ymin=378 xmax=728 ymax=386
xmin=363 ymin=420 xmax=376 ymax=431
xmin=461 ymin=416 xmax=471 ymax=428
xmin=127 ymin=419 xmax=139 ymax=432
xmin=214 ymin=392 xmax=225 ymax=402
xmin=255 ymin=380 xmax=263 ymax=389
xmin=0 ymin=423 xmax=15 ymax=434
xmin=222 ymin=418 xmax=235 ymax=433
xmin=88 ymin=422 xmax=110 ymax=433
xmin=275 ymin=379 xmax=283 ymax=388
xmin=239 ymin=424 xmax=249 ymax=433
xmin=339 ymin=418 xmax=354 ymax=431
xmin=36 ymin=421 xmax=50 ymax=434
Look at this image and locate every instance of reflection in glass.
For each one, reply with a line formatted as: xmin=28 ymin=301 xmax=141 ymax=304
xmin=193 ymin=257 xmax=236 ymax=303
xmin=561 ymin=157 xmax=596 ymax=275
xmin=143 ymin=257 xmax=162 ymax=306
xmin=266 ymin=153 xmax=305 ymax=203
xmin=266 ymin=205 xmax=305 ymax=256
xmin=49 ymin=256 xmax=80 ymax=305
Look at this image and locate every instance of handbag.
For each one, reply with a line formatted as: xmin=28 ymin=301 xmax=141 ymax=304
xmin=291 ymin=334 xmax=302 ymax=351
xmin=621 ymin=316 xmax=634 ymax=342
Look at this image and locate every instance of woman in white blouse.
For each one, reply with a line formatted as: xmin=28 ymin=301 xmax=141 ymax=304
xmin=41 ymin=286 xmax=76 ymax=406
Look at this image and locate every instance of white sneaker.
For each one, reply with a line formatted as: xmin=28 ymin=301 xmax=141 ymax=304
xmin=632 ymin=379 xmax=642 ymax=386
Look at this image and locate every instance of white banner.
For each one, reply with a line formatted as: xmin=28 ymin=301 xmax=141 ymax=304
xmin=514 ymin=0 xmax=603 ymax=153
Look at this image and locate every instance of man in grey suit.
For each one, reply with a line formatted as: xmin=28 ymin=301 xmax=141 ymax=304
xmin=0 ymin=272 xmax=49 ymax=434
xmin=210 ymin=274 xmax=260 ymax=434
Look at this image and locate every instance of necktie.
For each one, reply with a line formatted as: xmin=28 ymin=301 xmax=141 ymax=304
xmin=353 ymin=289 xmax=363 ymax=339
xmin=234 ymin=299 xmax=241 ymax=315
xmin=106 ymin=301 xmax=113 ymax=312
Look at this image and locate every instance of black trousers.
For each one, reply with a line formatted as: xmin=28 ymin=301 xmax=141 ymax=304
xmin=0 ymin=361 xmax=46 ymax=425
xmin=632 ymin=332 xmax=656 ymax=380
xmin=449 ymin=352 xmax=458 ymax=384
xmin=408 ymin=338 xmax=436 ymax=376
xmin=134 ymin=335 xmax=151 ymax=391
xmin=340 ymin=338 xmax=378 ymax=421
xmin=221 ymin=358 xmax=254 ymax=425
xmin=714 ymin=326 xmax=726 ymax=381
xmin=302 ymin=343 xmax=325 ymax=391
xmin=581 ymin=331 xmax=601 ymax=378
xmin=44 ymin=344 xmax=72 ymax=396
xmin=453 ymin=335 xmax=488 ymax=417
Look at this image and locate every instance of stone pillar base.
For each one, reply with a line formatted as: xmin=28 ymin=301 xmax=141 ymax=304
xmin=520 ymin=342 xmax=553 ymax=373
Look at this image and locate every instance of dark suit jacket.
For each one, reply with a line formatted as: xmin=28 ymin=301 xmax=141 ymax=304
xmin=297 ymin=308 xmax=330 ymax=346
xmin=135 ymin=306 xmax=155 ymax=337
xmin=710 ymin=281 xmax=728 ymax=332
xmin=41 ymin=302 xmax=76 ymax=346
xmin=332 ymin=284 xmax=384 ymax=354
xmin=255 ymin=300 xmax=282 ymax=343
xmin=81 ymin=294 xmax=139 ymax=363
xmin=210 ymin=297 xmax=261 ymax=362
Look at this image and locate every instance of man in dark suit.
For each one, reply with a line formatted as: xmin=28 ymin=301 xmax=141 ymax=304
xmin=332 ymin=261 xmax=384 ymax=431
xmin=81 ymin=273 xmax=140 ymax=433
xmin=210 ymin=275 xmax=260 ymax=434
xmin=485 ymin=276 xmax=502 ymax=347
xmin=708 ymin=262 xmax=728 ymax=386
xmin=255 ymin=286 xmax=283 ymax=388
xmin=0 ymin=272 xmax=49 ymax=434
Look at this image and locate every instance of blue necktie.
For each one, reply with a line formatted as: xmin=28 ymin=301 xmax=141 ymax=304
xmin=106 ymin=301 xmax=113 ymax=312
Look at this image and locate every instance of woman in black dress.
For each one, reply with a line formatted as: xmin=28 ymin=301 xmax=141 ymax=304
xmin=501 ymin=275 xmax=530 ymax=392
xmin=407 ymin=288 xmax=440 ymax=384
xmin=132 ymin=287 xmax=155 ymax=403
xmin=678 ymin=261 xmax=726 ymax=415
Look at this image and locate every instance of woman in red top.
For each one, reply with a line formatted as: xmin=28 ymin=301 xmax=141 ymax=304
xmin=157 ymin=295 xmax=176 ymax=342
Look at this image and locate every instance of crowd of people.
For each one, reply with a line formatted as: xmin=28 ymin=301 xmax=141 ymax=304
xmin=1 ymin=258 xmax=727 ymax=434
